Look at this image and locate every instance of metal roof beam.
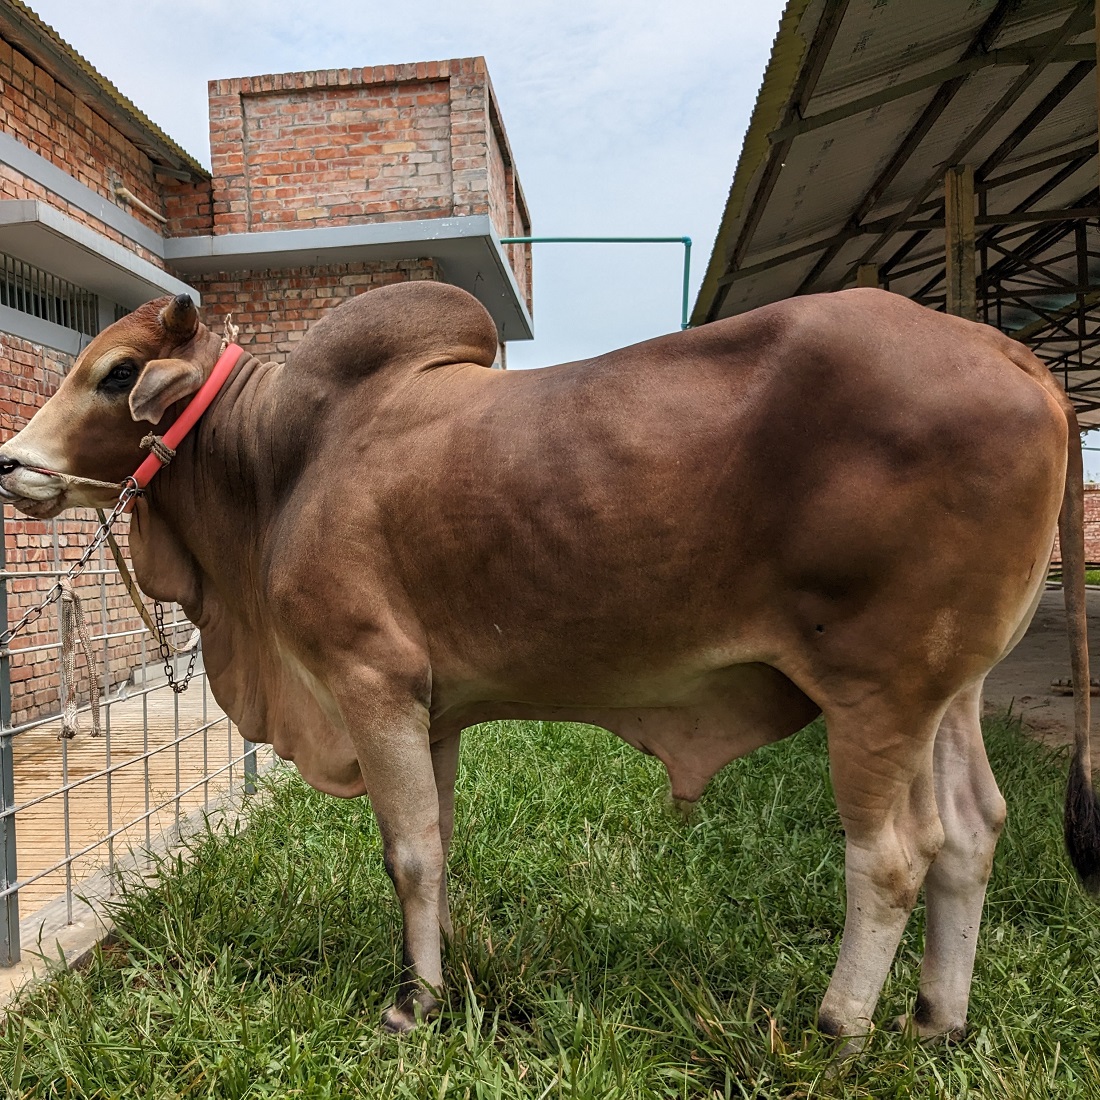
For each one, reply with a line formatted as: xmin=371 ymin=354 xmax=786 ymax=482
xmin=769 ymin=43 xmax=1094 ymax=145
xmin=871 ymin=205 xmax=1100 ymax=232
xmin=724 ymin=0 xmax=850 ymax=279
xmin=791 ymin=0 xmax=1028 ymax=295
xmin=833 ymin=2 xmax=1096 ymax=294
xmin=716 ymin=207 xmax=1098 ymax=289
xmin=884 ymin=144 xmax=1096 ymax=289
xmin=976 ymin=61 xmax=1095 ymax=182
xmin=979 ymin=142 xmax=1097 ymax=191
xmin=1011 ymin=286 xmax=1100 ymax=340
xmin=978 ymin=192 xmax=1094 ymax=289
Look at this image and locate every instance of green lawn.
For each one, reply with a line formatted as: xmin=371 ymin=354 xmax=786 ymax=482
xmin=1 ymin=715 xmax=1098 ymax=1099
xmin=1046 ymin=570 xmax=1100 ymax=584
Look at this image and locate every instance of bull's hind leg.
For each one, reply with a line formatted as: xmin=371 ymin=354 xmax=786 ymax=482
xmin=900 ymin=680 xmax=1005 ymax=1039
xmin=817 ymin=697 xmax=946 ymax=1048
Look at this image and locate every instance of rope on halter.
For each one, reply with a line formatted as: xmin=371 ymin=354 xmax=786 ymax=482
xmin=220 ymin=313 xmax=240 ymax=354
xmin=140 ymin=433 xmax=176 ymax=466
xmin=58 ymin=578 xmax=101 ymax=740
xmin=25 ymin=467 xmax=128 ymax=492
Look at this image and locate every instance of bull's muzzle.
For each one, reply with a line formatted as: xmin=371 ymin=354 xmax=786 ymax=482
xmin=0 ymin=449 xmax=68 ymax=518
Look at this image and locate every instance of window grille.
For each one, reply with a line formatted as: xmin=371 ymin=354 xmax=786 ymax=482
xmin=0 ymin=253 xmax=100 ymax=337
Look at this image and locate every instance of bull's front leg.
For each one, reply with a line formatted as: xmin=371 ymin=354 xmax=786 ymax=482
xmin=341 ymin=670 xmax=447 ymax=1032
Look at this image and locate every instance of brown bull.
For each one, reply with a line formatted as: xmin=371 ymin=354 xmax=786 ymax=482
xmin=1 ymin=285 xmax=1097 ymax=1044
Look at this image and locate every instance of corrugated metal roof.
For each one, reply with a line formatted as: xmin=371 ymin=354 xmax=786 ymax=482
xmin=694 ymin=0 xmax=1100 ymax=424
xmin=0 ymin=0 xmax=207 ymax=181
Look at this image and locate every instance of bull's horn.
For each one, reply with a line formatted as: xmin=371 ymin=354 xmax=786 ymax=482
xmin=160 ymin=294 xmax=198 ymax=339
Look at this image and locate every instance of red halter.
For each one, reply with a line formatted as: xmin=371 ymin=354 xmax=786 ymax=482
xmin=131 ymin=342 xmax=244 ymax=490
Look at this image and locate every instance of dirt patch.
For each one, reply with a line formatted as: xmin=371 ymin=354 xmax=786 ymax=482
xmin=983 ymin=585 xmax=1100 ymax=770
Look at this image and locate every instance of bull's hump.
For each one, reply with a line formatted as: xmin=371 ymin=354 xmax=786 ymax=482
xmin=286 ymin=282 xmax=499 ymax=380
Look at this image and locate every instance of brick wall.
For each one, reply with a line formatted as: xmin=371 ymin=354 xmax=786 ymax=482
xmin=0 ymin=32 xmax=199 ymax=725
xmin=203 ymin=58 xmax=532 ymax=309
xmin=0 ymin=37 xmax=177 ymax=262
xmin=192 ymin=258 xmax=439 ymax=361
xmin=0 ymin=334 xmax=147 ymax=726
xmin=1050 ymin=484 xmax=1100 ymax=568
xmin=163 ymin=178 xmax=213 ymax=238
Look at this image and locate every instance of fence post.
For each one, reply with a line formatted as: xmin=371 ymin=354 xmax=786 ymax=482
xmin=243 ymin=738 xmax=257 ymax=796
xmin=0 ymin=508 xmax=20 ymax=966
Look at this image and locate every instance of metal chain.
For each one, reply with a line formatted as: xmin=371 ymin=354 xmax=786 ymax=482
xmin=154 ymin=597 xmax=198 ymax=693
xmin=0 ymin=478 xmax=142 ymax=650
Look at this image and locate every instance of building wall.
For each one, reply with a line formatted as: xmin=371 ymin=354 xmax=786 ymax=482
xmin=192 ymin=258 xmax=439 ymax=361
xmin=1050 ymin=485 xmax=1100 ymax=567
xmin=201 ymin=59 xmax=532 ymax=309
xmin=0 ymin=37 xmax=172 ymax=262
xmin=0 ymin=31 xmax=192 ymax=725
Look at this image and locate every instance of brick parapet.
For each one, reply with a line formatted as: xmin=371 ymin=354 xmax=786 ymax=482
xmin=204 ymin=57 xmax=531 ymax=302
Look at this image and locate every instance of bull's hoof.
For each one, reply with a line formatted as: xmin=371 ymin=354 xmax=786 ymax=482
xmin=817 ymin=1013 xmax=870 ymax=1058
xmin=890 ymin=1013 xmax=967 ymax=1043
xmin=381 ymin=1004 xmax=418 ymax=1033
xmin=664 ymin=792 xmax=698 ymax=823
xmin=381 ymin=990 xmax=441 ymax=1034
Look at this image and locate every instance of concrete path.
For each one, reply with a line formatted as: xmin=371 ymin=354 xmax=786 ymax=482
xmin=983 ymin=585 xmax=1100 ymax=771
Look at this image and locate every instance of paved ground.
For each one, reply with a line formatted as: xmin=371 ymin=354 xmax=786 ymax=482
xmin=983 ymin=585 xmax=1100 ymax=771
xmin=10 ymin=673 xmax=267 ymax=915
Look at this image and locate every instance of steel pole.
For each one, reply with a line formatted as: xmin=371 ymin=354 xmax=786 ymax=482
xmin=499 ymin=236 xmax=694 ymax=330
xmin=0 ymin=507 xmax=20 ymax=966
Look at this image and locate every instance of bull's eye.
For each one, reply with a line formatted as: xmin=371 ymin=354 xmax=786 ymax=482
xmin=99 ymin=360 xmax=138 ymax=395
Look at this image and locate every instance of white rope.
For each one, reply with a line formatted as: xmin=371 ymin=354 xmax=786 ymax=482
xmin=220 ymin=313 xmax=240 ymax=353
xmin=58 ymin=578 xmax=102 ymax=740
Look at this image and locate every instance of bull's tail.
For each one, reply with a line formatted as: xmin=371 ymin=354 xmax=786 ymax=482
xmin=1058 ymin=404 xmax=1100 ymax=893
xmin=1007 ymin=341 xmax=1100 ymax=893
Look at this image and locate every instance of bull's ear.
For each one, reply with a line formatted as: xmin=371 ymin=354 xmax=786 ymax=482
xmin=128 ymin=357 xmax=204 ymax=425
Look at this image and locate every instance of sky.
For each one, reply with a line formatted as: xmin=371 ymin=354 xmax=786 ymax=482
xmin=28 ymin=0 xmax=787 ymax=370
xmin=25 ymin=0 xmax=1100 ymax=476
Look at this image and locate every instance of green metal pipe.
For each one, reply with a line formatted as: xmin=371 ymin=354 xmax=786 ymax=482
xmin=499 ymin=235 xmax=693 ymax=330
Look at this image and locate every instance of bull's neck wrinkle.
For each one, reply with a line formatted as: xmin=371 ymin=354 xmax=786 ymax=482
xmin=149 ymin=352 xmax=307 ymax=540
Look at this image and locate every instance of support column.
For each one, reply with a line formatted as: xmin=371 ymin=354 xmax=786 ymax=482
xmin=856 ymin=263 xmax=880 ymax=288
xmin=0 ymin=511 xmax=19 ymax=967
xmin=945 ymin=164 xmax=976 ymax=320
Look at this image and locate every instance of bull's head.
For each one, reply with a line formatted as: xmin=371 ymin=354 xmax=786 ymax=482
xmin=0 ymin=294 xmax=221 ymax=519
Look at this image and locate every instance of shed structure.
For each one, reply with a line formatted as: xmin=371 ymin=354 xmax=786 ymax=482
xmin=693 ymin=0 xmax=1100 ymax=426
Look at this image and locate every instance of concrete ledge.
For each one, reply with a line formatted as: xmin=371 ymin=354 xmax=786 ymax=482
xmin=0 ymin=131 xmax=168 ymax=257
xmin=0 ymin=199 xmax=199 ymax=310
xmin=165 ymin=215 xmax=533 ymax=341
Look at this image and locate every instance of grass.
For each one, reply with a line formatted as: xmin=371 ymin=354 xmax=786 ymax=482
xmin=1 ymin=714 xmax=1098 ymax=1098
xmin=1048 ymin=569 xmax=1100 ymax=585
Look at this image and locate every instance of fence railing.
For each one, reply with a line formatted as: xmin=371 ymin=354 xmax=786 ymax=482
xmin=0 ymin=504 xmax=267 ymax=967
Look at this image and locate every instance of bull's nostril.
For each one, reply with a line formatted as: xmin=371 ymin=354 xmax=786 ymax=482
xmin=0 ymin=455 xmax=21 ymax=476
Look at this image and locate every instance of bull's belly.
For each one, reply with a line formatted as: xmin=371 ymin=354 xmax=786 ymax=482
xmin=430 ymin=661 xmax=820 ymax=802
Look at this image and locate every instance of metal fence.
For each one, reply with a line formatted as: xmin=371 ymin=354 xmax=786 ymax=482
xmin=0 ymin=505 xmax=268 ymax=967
